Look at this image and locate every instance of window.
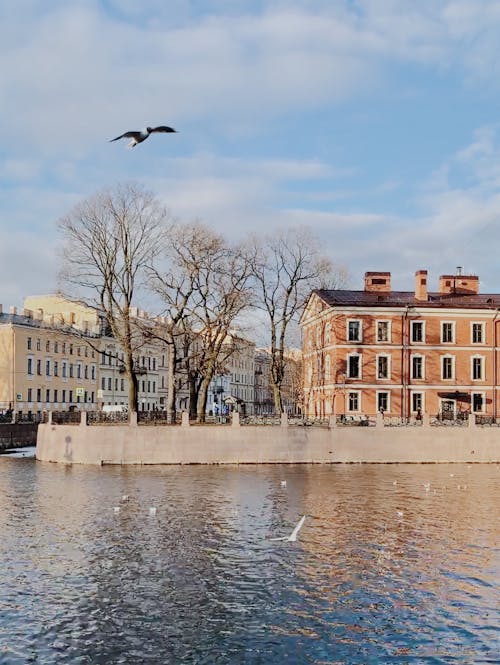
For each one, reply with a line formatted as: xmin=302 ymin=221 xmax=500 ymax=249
xmin=53 ymin=361 xmax=58 ymax=377
xmin=152 ymin=382 xmax=156 ymax=393
xmin=69 ymin=344 xmax=73 ymax=355
xmin=441 ymin=322 xmax=455 ymax=343
xmin=472 ymin=393 xmax=484 ymax=413
xmin=54 ymin=342 xmax=59 ymax=353
xmin=69 ymin=364 xmax=74 ymax=378
xmin=45 ymin=389 xmax=50 ymax=403
xmin=347 ymin=320 xmax=361 ymax=342
xmin=46 ymin=340 xmax=50 ymax=352
xmin=101 ymin=352 xmax=106 ymax=365
xmin=53 ymin=389 xmax=58 ymax=403
xmin=27 ymin=337 xmax=32 ymax=350
xmin=411 ymin=392 xmax=423 ymax=412
xmin=36 ymin=388 xmax=41 ymax=402
xmin=152 ymin=358 xmax=156 ymax=370
xmin=115 ymin=378 xmax=118 ymax=391
xmin=27 ymin=388 xmax=32 ymax=402
xmin=107 ymin=378 xmax=112 ymax=391
xmin=84 ymin=365 xmax=88 ymax=380
xmin=325 ymin=323 xmax=331 ymax=345
xmin=36 ymin=338 xmax=41 ymax=351
xmin=62 ymin=390 xmax=66 ymax=403
xmin=62 ymin=342 xmax=66 ymax=354
xmin=377 ymin=355 xmax=389 ymax=379
xmin=442 ymin=356 xmax=454 ymax=380
xmin=377 ymin=391 xmax=389 ymax=413
xmin=36 ymin=359 xmax=42 ymax=375
xmin=348 ymin=391 xmax=360 ymax=412
xmin=91 ymin=364 xmax=96 ymax=380
xmin=411 ymin=321 xmax=424 ymax=343
xmin=347 ymin=354 xmax=361 ymax=379
xmin=69 ymin=390 xmax=73 ymax=403
xmin=377 ymin=320 xmax=390 ymax=342
xmin=45 ymin=360 xmax=51 ymax=376
xmin=472 ymin=323 xmax=484 ymax=344
xmin=121 ymin=379 xmax=124 ymax=391
xmin=101 ymin=377 xmax=106 ymax=390
xmin=411 ymin=356 xmax=424 ymax=380
xmin=62 ymin=361 xmax=67 ymax=378
xmin=77 ymin=363 xmax=82 ymax=379
xmin=472 ymin=357 xmax=484 ymax=381
xmin=27 ymin=358 xmax=33 ymax=375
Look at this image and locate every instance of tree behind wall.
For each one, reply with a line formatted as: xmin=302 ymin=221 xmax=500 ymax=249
xmin=249 ymin=227 xmax=346 ymax=414
xmin=57 ymin=183 xmax=165 ymax=413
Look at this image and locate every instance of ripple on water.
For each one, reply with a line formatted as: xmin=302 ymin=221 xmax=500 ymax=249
xmin=0 ymin=461 xmax=498 ymax=663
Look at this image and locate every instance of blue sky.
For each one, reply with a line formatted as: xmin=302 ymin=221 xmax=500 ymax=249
xmin=2 ymin=0 xmax=500 ymax=305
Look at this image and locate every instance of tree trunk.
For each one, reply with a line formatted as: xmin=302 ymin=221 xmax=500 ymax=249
xmin=197 ymin=376 xmax=213 ymax=423
xmin=166 ymin=342 xmax=177 ymax=423
xmin=189 ymin=374 xmax=198 ymax=420
xmin=272 ymin=381 xmax=283 ymax=414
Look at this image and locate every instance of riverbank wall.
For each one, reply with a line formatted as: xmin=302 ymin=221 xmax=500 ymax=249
xmin=0 ymin=423 xmax=38 ymax=451
xmin=36 ymin=413 xmax=500 ymax=464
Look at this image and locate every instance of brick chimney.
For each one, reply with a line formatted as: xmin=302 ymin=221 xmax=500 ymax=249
xmin=364 ymin=271 xmax=391 ymax=292
xmin=439 ymin=267 xmax=479 ymax=295
xmin=415 ymin=270 xmax=428 ymax=301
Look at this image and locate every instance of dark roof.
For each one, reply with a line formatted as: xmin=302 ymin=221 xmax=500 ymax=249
xmin=0 ymin=312 xmax=100 ymax=336
xmin=313 ymin=289 xmax=500 ymax=310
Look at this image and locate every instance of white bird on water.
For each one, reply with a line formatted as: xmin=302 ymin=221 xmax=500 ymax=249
xmin=423 ymin=483 xmax=431 ymax=492
xmin=271 ymin=515 xmax=306 ymax=542
xmin=113 ymin=506 xmax=120 ymax=514
xmin=280 ymin=480 xmax=287 ymax=488
xmin=149 ymin=507 xmax=157 ymax=516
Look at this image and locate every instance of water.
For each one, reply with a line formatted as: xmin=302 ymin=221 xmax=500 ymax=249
xmin=0 ymin=459 xmax=498 ymax=664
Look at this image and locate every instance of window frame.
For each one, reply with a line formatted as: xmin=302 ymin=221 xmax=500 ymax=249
xmin=410 ymin=320 xmax=425 ymax=343
xmin=471 ymin=392 xmax=485 ymax=413
xmin=376 ymin=390 xmax=390 ymax=413
xmin=411 ymin=354 xmax=425 ymax=380
xmin=471 ymin=355 xmax=485 ymax=381
xmin=347 ymin=390 xmax=361 ymax=413
xmin=441 ymin=355 xmax=455 ymax=380
xmin=376 ymin=353 xmax=390 ymax=380
xmin=410 ymin=391 xmax=424 ymax=413
xmin=376 ymin=319 xmax=391 ymax=343
xmin=346 ymin=319 xmax=362 ymax=343
xmin=441 ymin=321 xmax=456 ymax=344
xmin=471 ymin=322 xmax=485 ymax=345
xmin=346 ymin=352 xmax=362 ymax=379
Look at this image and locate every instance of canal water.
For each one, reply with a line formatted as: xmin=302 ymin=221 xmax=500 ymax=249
xmin=0 ymin=456 xmax=498 ymax=664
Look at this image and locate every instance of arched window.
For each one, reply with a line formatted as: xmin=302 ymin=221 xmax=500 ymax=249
xmin=325 ymin=355 xmax=331 ymax=381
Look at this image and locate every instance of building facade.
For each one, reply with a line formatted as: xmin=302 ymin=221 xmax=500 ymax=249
xmin=0 ymin=305 xmax=99 ymax=418
xmin=301 ymin=269 xmax=500 ymax=419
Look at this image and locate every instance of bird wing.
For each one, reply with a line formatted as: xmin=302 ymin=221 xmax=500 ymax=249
xmin=288 ymin=515 xmax=306 ymax=542
xmin=109 ymin=131 xmax=141 ymax=142
xmin=150 ymin=125 xmax=177 ymax=133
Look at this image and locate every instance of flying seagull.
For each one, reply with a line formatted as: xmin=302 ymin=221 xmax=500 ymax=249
xmin=110 ymin=125 xmax=177 ymax=148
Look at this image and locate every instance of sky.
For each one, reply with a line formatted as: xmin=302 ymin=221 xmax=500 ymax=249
xmin=2 ymin=0 xmax=500 ymax=306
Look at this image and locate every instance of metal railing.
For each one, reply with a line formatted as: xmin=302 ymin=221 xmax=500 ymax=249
xmin=88 ymin=411 xmax=129 ymax=425
xmin=52 ymin=411 xmax=82 ymax=425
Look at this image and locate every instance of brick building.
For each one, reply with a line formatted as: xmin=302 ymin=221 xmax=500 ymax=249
xmin=301 ymin=269 xmax=500 ymax=419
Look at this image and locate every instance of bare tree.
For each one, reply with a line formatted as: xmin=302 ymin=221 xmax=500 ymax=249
xmin=57 ymin=183 xmax=166 ymax=413
xmin=249 ymin=227 xmax=346 ymax=414
xmin=149 ymin=221 xmax=253 ymax=422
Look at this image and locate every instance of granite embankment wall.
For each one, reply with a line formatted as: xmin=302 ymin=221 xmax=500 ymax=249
xmin=36 ymin=414 xmax=500 ymax=464
xmin=0 ymin=423 xmax=38 ymax=450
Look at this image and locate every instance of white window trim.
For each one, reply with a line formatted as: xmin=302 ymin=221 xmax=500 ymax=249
xmin=410 ymin=390 xmax=425 ymax=413
xmin=470 ymin=321 xmax=486 ymax=345
xmin=376 ymin=390 xmax=391 ymax=413
xmin=346 ymin=318 xmax=363 ymax=343
xmin=325 ymin=322 xmax=332 ymax=345
xmin=347 ymin=390 xmax=361 ymax=413
xmin=410 ymin=353 xmax=425 ymax=380
xmin=441 ymin=321 xmax=456 ymax=344
xmin=346 ymin=352 xmax=362 ymax=379
xmin=376 ymin=353 xmax=391 ymax=380
xmin=376 ymin=319 xmax=391 ymax=343
xmin=27 ymin=355 xmax=34 ymax=379
xmin=410 ymin=320 xmax=426 ymax=343
xmin=441 ymin=354 xmax=455 ymax=380
xmin=471 ymin=391 xmax=486 ymax=413
xmin=471 ymin=355 xmax=485 ymax=381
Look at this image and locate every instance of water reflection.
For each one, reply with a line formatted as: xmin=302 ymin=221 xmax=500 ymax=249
xmin=0 ymin=460 xmax=498 ymax=663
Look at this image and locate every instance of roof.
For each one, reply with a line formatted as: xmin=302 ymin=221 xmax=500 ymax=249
xmin=313 ymin=289 xmax=500 ymax=310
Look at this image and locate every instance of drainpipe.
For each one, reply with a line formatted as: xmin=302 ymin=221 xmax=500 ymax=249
xmin=401 ymin=306 xmax=411 ymax=422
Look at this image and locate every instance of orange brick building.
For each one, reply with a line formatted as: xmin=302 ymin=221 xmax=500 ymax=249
xmin=301 ymin=269 xmax=500 ymax=419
